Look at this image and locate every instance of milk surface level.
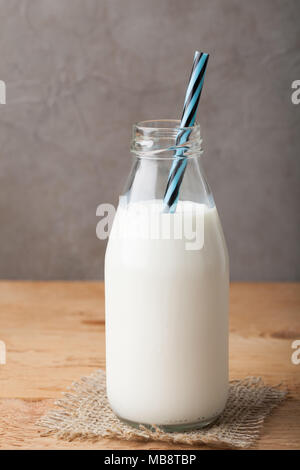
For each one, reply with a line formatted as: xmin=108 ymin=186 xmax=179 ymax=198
xmin=105 ymin=200 xmax=229 ymax=427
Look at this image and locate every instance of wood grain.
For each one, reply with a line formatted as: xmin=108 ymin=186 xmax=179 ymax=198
xmin=0 ymin=281 xmax=299 ymax=450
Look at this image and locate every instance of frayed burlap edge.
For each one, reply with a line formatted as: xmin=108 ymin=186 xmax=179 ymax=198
xmin=37 ymin=369 xmax=287 ymax=449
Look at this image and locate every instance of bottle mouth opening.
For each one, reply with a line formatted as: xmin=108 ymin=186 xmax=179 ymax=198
xmin=131 ymin=119 xmax=202 ymax=160
xmin=134 ymin=119 xmax=200 ymax=133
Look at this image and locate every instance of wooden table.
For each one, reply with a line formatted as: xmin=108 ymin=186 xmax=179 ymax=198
xmin=0 ymin=282 xmax=299 ymax=450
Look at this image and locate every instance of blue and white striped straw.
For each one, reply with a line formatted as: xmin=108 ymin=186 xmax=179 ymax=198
xmin=163 ymin=51 xmax=209 ymax=213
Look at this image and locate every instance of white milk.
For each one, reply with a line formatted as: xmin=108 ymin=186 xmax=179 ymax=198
xmin=105 ymin=200 xmax=229 ymax=427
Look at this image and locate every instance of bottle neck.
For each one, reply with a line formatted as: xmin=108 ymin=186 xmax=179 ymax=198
xmin=123 ymin=119 xmax=214 ymax=208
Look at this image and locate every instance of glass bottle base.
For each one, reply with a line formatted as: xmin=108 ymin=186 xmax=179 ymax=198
xmin=117 ymin=414 xmax=220 ymax=433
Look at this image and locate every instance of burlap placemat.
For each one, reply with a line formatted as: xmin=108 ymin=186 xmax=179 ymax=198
xmin=38 ymin=369 xmax=287 ymax=449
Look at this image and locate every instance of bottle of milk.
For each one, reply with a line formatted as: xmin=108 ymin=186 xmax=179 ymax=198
xmin=105 ymin=120 xmax=229 ymax=431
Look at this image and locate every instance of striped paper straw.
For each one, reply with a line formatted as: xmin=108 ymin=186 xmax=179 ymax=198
xmin=163 ymin=51 xmax=209 ymax=213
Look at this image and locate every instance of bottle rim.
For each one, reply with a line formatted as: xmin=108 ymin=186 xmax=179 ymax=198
xmin=131 ymin=119 xmax=202 ymax=160
xmin=134 ymin=119 xmax=200 ymax=133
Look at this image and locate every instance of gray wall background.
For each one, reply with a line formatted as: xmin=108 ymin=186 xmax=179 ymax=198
xmin=0 ymin=0 xmax=299 ymax=281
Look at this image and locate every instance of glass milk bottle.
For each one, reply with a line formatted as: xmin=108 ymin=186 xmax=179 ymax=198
xmin=105 ymin=120 xmax=229 ymax=431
